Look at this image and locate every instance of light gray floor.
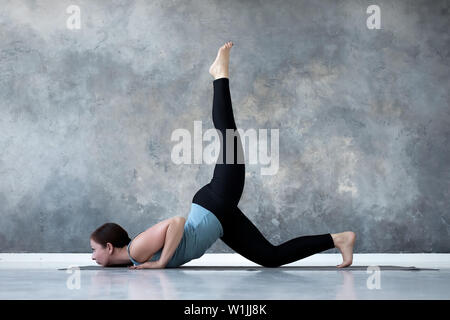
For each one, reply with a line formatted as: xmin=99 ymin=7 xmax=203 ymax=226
xmin=1 ymin=266 xmax=449 ymax=299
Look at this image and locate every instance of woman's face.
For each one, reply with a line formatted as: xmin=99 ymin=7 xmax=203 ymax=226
xmin=90 ymin=239 xmax=111 ymax=267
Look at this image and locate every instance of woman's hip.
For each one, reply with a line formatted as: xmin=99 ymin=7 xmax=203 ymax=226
xmin=192 ymin=184 xmax=229 ymax=232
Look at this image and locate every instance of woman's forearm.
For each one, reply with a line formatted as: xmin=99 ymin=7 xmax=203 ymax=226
xmin=157 ymin=217 xmax=186 ymax=268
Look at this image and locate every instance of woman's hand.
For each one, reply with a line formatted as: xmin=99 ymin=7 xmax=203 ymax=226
xmin=128 ymin=261 xmax=164 ymax=269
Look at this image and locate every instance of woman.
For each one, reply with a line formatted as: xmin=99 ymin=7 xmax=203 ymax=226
xmin=90 ymin=41 xmax=356 ymax=269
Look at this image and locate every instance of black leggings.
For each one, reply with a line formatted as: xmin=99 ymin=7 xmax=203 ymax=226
xmin=192 ymin=77 xmax=335 ymax=268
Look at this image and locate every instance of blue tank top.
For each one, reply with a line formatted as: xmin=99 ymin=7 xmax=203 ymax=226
xmin=127 ymin=203 xmax=223 ymax=268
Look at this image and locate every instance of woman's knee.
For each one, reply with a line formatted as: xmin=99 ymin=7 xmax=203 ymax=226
xmin=260 ymin=259 xmax=282 ymax=268
xmin=255 ymin=248 xmax=282 ymax=268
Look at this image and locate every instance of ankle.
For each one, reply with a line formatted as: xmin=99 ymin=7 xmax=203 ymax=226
xmin=213 ymin=73 xmax=229 ymax=80
xmin=330 ymin=233 xmax=340 ymax=247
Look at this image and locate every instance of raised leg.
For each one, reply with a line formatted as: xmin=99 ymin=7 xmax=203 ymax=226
xmin=208 ymin=77 xmax=245 ymax=208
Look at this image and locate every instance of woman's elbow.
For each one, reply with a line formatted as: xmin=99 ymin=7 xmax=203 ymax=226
xmin=174 ymin=216 xmax=186 ymax=224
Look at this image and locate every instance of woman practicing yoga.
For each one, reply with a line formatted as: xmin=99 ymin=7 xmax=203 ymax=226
xmin=90 ymin=41 xmax=356 ymax=269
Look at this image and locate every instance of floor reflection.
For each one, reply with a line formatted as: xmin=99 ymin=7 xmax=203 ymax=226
xmin=86 ymin=267 xmax=358 ymax=299
xmin=335 ymin=270 xmax=357 ymax=299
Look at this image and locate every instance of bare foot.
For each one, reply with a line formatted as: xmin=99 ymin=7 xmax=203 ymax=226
xmin=331 ymin=231 xmax=356 ymax=268
xmin=209 ymin=41 xmax=233 ymax=80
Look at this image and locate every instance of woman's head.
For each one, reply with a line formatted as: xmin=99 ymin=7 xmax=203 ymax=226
xmin=90 ymin=222 xmax=131 ymax=266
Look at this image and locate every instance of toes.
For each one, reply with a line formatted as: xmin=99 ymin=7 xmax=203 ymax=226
xmin=336 ymin=259 xmax=352 ymax=268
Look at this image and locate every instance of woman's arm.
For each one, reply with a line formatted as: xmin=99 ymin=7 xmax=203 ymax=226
xmin=155 ymin=217 xmax=186 ymax=268
xmin=129 ymin=216 xmax=186 ymax=267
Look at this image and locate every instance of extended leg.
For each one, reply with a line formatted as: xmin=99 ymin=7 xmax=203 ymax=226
xmin=221 ymin=206 xmax=335 ymax=267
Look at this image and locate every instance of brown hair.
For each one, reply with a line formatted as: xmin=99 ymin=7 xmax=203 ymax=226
xmin=90 ymin=222 xmax=131 ymax=248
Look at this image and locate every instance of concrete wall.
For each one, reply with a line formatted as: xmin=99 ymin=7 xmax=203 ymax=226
xmin=0 ymin=0 xmax=448 ymax=253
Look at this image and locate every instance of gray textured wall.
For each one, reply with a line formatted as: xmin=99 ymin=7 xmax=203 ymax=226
xmin=0 ymin=0 xmax=449 ymax=253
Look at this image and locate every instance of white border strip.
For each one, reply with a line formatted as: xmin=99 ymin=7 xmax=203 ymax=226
xmin=0 ymin=253 xmax=449 ymax=269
